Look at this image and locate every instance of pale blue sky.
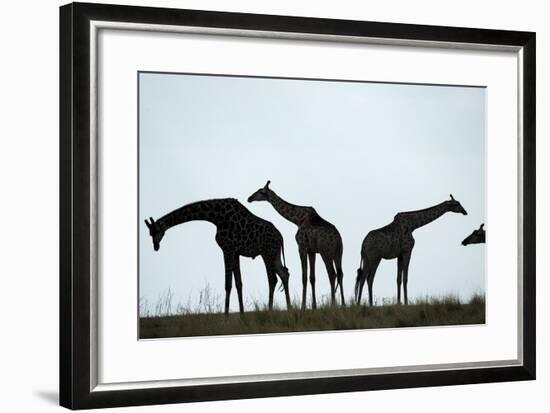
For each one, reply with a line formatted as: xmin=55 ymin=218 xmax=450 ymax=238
xmin=139 ymin=72 xmax=485 ymax=314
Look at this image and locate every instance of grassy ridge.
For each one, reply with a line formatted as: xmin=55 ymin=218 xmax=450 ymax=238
xmin=139 ymin=295 xmax=485 ymax=339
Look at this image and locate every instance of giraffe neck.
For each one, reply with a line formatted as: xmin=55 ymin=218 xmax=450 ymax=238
xmin=267 ymin=191 xmax=312 ymax=226
xmin=396 ymin=201 xmax=451 ymax=231
xmin=156 ymin=199 xmax=231 ymax=231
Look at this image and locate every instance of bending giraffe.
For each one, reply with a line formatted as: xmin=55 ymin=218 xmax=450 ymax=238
xmin=462 ymin=224 xmax=486 ymax=246
xmin=248 ymin=181 xmax=345 ymax=310
xmin=355 ymin=195 xmax=468 ymax=306
xmin=145 ymin=198 xmax=291 ymax=315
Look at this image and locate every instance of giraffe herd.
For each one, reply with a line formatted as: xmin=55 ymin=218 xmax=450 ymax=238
xmin=145 ymin=181 xmax=485 ymax=315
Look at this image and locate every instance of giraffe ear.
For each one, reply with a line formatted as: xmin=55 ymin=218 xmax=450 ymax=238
xmin=149 ymin=217 xmax=155 ymax=225
xmin=479 ymin=223 xmax=484 ymax=230
xmin=265 ymin=180 xmax=271 ymax=189
xmin=144 ymin=219 xmax=151 ymax=229
xmin=450 ymin=194 xmax=455 ymax=201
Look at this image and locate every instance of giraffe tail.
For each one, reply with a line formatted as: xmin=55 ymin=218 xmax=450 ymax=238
xmin=278 ymin=239 xmax=288 ymax=293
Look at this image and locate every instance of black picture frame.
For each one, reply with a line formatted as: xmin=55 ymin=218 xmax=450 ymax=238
xmin=60 ymin=2 xmax=536 ymax=410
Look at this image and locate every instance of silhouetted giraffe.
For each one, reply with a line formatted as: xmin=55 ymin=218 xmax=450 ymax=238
xmin=145 ymin=198 xmax=291 ymax=315
xmin=462 ymin=224 xmax=486 ymax=246
xmin=248 ymin=181 xmax=344 ymax=310
xmin=355 ymin=195 xmax=467 ymax=306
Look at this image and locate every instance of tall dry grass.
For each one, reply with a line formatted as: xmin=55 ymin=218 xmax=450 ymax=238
xmin=139 ymin=287 xmax=485 ymax=339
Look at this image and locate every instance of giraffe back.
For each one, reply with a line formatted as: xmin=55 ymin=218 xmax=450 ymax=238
xmin=214 ymin=200 xmax=284 ymax=259
xmin=362 ymin=221 xmax=414 ymax=260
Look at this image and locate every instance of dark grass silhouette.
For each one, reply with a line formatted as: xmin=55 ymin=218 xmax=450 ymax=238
xmin=139 ymin=292 xmax=485 ymax=339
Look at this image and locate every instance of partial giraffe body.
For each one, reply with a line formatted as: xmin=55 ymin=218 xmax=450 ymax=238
xmin=248 ymin=181 xmax=345 ymax=310
xmin=144 ymin=198 xmax=291 ymax=315
xmin=462 ymin=224 xmax=486 ymax=246
xmin=355 ymin=194 xmax=468 ymax=306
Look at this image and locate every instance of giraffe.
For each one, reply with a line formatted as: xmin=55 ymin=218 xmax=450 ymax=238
xmin=144 ymin=198 xmax=291 ymax=315
xmin=248 ymin=181 xmax=345 ymax=310
xmin=462 ymin=224 xmax=486 ymax=246
xmin=355 ymin=195 xmax=468 ymax=306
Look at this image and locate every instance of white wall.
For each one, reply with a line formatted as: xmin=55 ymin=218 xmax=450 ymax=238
xmin=0 ymin=0 xmax=545 ymax=412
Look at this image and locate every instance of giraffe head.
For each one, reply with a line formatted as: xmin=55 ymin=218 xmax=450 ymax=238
xmin=144 ymin=217 xmax=164 ymax=251
xmin=462 ymin=223 xmax=486 ymax=246
xmin=447 ymin=194 xmax=468 ymax=215
xmin=247 ymin=180 xmax=273 ymax=203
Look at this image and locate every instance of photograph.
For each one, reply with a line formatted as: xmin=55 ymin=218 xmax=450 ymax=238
xmin=56 ymin=2 xmax=536 ymax=409
xmin=138 ymin=72 xmax=487 ymax=338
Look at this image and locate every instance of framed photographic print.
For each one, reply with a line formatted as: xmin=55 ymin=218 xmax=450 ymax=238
xmin=59 ymin=2 xmax=536 ymax=410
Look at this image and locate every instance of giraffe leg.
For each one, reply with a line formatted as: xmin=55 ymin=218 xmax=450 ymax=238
xmin=355 ymin=256 xmax=366 ymax=304
xmin=267 ymin=272 xmax=277 ymax=311
xmin=308 ymin=252 xmax=317 ymax=310
xmin=321 ymin=254 xmax=337 ymax=306
xmin=402 ymin=251 xmax=412 ymax=305
xmin=299 ymin=248 xmax=308 ymax=311
xmin=357 ymin=273 xmax=366 ymax=304
xmin=396 ymin=256 xmax=403 ymax=305
xmin=334 ymin=257 xmax=345 ymax=306
xmin=223 ymin=251 xmax=234 ymax=316
xmin=233 ymin=255 xmax=244 ymax=315
xmin=367 ymin=275 xmax=374 ymax=306
xmin=263 ymin=256 xmax=277 ymax=311
xmin=366 ymin=257 xmax=381 ymax=307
